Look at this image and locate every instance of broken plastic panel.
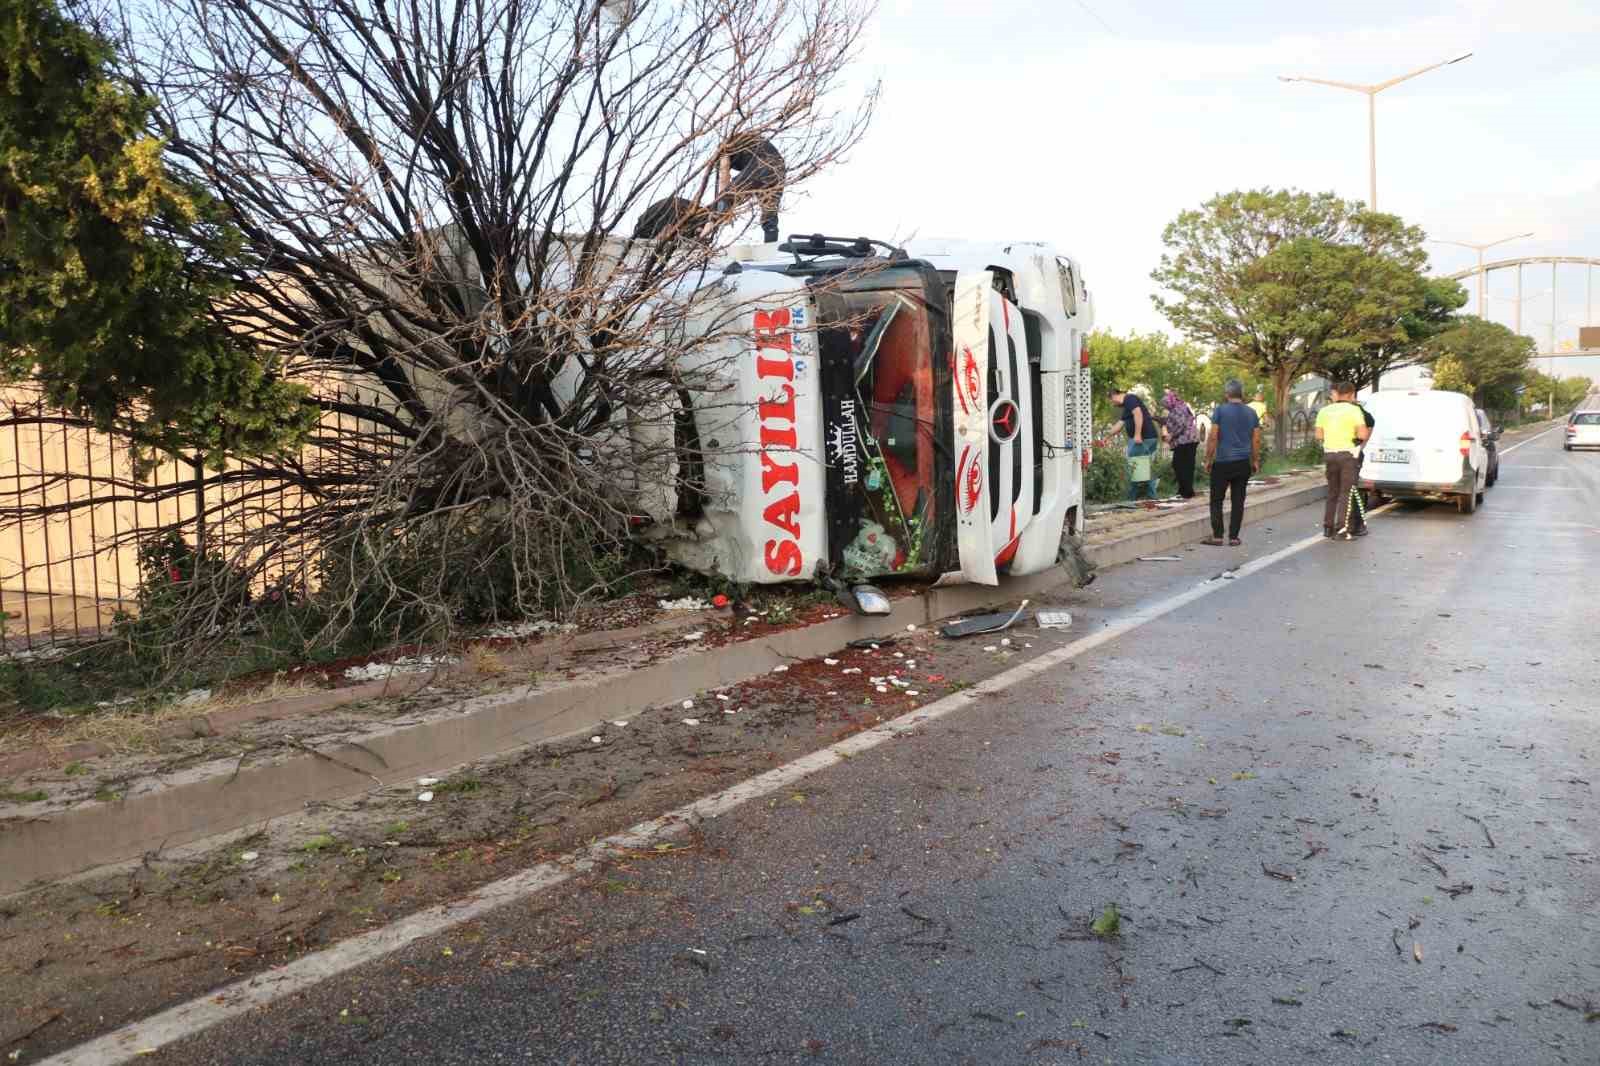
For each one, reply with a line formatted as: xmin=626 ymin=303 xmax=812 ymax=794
xmin=848 ymin=584 xmax=892 ymax=616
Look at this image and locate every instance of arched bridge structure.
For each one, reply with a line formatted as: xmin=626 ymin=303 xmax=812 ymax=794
xmin=1441 ymin=256 xmax=1600 ymax=377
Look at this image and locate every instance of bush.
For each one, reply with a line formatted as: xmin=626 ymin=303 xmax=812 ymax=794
xmin=1085 ymin=443 xmax=1131 ymax=503
xmin=112 ymin=532 xmax=295 ymax=672
xmin=1287 ymin=440 xmax=1324 ymax=465
xmin=315 ymin=513 xmax=637 ymax=649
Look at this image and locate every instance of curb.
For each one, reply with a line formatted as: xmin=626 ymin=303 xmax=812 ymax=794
xmin=0 ymin=479 xmax=1326 ymax=894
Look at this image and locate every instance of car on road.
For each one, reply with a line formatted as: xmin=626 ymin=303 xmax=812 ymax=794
xmin=1476 ymin=408 xmax=1500 ymax=486
xmin=1359 ymin=389 xmax=1490 ymax=515
xmin=1565 ymin=410 xmax=1600 ymax=451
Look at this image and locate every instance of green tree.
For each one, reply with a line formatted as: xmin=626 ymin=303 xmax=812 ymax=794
xmin=0 ymin=0 xmax=312 ymax=465
xmin=1421 ymin=316 xmax=1533 ymax=408
xmin=1521 ymin=370 xmax=1592 ymax=417
xmin=1151 ymin=188 xmax=1431 ymax=452
xmin=1429 ymin=355 xmax=1471 ymax=395
xmin=1087 ymin=330 xmax=1243 ymax=427
xmin=1322 ymin=276 xmax=1468 ymax=391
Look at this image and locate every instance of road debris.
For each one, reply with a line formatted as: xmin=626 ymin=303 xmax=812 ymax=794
xmin=342 ymin=654 xmax=458 ymax=682
xmin=1462 ymin=812 xmax=1496 ymax=848
xmin=1170 ymin=956 xmax=1226 ymax=976
xmin=940 ymin=600 xmax=1029 ymax=638
xmin=1415 ymin=848 xmax=1448 ymax=877
xmin=1137 ymin=555 xmax=1183 ymax=562
xmin=1435 ymin=882 xmax=1474 ymax=899
xmin=1089 ymin=904 xmax=1121 ymax=938
xmin=1261 ymin=863 xmax=1295 ymax=882
xmin=657 ymin=596 xmax=712 ymax=611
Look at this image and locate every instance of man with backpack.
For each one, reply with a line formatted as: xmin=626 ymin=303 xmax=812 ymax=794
xmin=1315 ymin=381 xmax=1371 ymax=540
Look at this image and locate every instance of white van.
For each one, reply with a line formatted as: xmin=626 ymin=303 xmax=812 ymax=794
xmin=1358 ymin=390 xmax=1491 ymax=515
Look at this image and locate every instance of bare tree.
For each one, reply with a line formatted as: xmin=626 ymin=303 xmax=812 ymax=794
xmin=6 ymin=0 xmax=874 ymax=660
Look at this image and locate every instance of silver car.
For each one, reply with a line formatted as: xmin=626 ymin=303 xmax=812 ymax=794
xmin=1566 ymin=410 xmax=1600 ymax=451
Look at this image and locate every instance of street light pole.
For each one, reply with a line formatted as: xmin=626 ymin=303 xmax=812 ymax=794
xmin=1432 ymin=233 xmax=1534 ymax=317
xmin=1551 ymin=260 xmax=1558 ymax=415
xmin=1368 ymin=93 xmax=1377 ymax=211
xmin=1279 ymin=53 xmax=1472 ymax=212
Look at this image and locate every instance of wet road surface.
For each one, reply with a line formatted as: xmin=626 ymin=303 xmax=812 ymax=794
xmin=155 ymin=427 xmax=1600 ymax=1065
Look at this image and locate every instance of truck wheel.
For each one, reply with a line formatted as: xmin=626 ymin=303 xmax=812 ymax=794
xmin=1456 ymin=491 xmax=1475 ymax=515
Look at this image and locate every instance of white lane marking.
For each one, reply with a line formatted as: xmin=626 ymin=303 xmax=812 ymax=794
xmin=1499 ymin=425 xmax=1563 ymax=455
xmin=36 ymin=510 xmax=1378 ymax=1066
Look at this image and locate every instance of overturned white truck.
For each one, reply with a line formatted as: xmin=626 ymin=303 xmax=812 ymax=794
xmin=628 ymin=233 xmax=1095 ymax=591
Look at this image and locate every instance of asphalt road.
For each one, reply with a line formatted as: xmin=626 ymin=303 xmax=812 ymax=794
xmin=157 ymin=426 xmax=1600 ymax=1066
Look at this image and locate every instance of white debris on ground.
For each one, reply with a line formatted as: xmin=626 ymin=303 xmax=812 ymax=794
xmin=681 ymin=717 xmax=700 ymax=726
xmin=416 ymin=791 xmax=434 ymax=803
xmin=658 ymin=596 xmax=712 ymax=611
xmin=176 ymin=688 xmax=212 ymax=707
xmin=682 ymin=631 xmax=706 ymax=642
xmin=417 ymin=777 xmax=441 ymax=786
xmin=481 ymin=619 xmax=576 ymax=639
xmin=342 ymin=655 xmax=459 ymax=682
xmin=2 ymin=642 xmax=74 ymax=663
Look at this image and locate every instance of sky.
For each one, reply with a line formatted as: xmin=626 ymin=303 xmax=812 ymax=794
xmin=794 ymin=0 xmax=1600 ymax=378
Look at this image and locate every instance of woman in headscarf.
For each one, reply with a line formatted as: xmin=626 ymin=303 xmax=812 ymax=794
xmin=1160 ymin=388 xmax=1201 ymax=499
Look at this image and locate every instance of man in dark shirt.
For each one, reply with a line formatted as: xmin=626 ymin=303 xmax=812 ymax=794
xmin=1202 ymin=379 xmax=1261 ymax=546
xmin=1107 ymin=386 xmax=1159 ymax=501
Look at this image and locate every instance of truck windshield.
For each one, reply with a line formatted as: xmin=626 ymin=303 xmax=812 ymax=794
xmin=816 ymin=270 xmax=951 ymax=578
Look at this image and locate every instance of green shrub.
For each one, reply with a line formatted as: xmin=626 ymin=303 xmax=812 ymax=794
xmin=1287 ymin=440 xmax=1324 ymax=465
xmin=1085 ymin=444 xmax=1131 ymax=503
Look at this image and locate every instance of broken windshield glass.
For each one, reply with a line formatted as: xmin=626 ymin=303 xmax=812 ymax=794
xmin=815 ymin=270 xmax=953 ymax=580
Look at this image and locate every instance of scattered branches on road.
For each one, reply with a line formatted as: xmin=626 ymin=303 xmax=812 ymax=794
xmin=1461 ymin=812 xmax=1496 ymax=849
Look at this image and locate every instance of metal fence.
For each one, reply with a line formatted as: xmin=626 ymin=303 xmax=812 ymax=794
xmin=1 ymin=388 xmax=404 ymax=654
xmin=1283 ymin=409 xmax=1317 ymax=453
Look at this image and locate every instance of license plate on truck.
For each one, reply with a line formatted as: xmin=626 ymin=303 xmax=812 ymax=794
xmin=1374 ymin=448 xmax=1410 ymax=463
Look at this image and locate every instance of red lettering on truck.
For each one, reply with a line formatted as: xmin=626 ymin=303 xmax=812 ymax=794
xmin=764 ymin=539 xmax=803 ymax=576
xmin=754 ymin=308 xmax=803 ymax=575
